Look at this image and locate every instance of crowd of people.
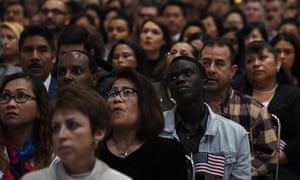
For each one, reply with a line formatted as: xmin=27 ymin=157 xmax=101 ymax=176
xmin=0 ymin=0 xmax=300 ymax=179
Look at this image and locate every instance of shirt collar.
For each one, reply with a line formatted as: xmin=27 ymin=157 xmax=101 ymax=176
xmin=43 ymin=73 xmax=51 ymax=92
xmin=174 ymin=105 xmax=208 ymax=133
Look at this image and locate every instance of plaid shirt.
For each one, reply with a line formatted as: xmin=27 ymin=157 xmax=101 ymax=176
xmin=211 ymin=87 xmax=278 ymax=177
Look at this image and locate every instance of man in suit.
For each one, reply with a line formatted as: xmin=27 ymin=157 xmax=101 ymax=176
xmin=19 ymin=25 xmax=57 ymax=99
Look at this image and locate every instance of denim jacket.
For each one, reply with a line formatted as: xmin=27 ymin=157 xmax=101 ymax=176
xmin=161 ymin=104 xmax=251 ymax=180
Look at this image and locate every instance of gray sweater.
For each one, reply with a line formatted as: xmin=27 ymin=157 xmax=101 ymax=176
xmin=21 ymin=159 xmax=132 ymax=180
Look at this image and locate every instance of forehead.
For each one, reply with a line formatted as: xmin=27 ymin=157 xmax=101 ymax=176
xmin=6 ymin=4 xmax=23 ymax=10
xmin=171 ymin=42 xmax=193 ymax=51
xmin=4 ymin=78 xmax=33 ymax=92
xmin=143 ymin=21 xmax=161 ymax=30
xmin=168 ymin=60 xmax=198 ymax=73
xmin=201 ymin=45 xmax=231 ymax=60
xmin=22 ymin=35 xmax=51 ymax=47
xmin=164 ymin=5 xmax=182 ymax=13
xmin=246 ymin=47 xmax=274 ymax=56
xmin=112 ymin=78 xmax=135 ymax=88
xmin=59 ymin=52 xmax=89 ymax=65
xmin=115 ymin=44 xmax=133 ymax=51
xmin=43 ymin=0 xmax=65 ymax=10
xmin=109 ymin=19 xmax=128 ymax=26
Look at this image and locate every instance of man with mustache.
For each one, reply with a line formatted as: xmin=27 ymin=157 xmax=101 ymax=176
xmin=199 ymin=38 xmax=278 ymax=179
xmin=19 ymin=25 xmax=57 ymax=99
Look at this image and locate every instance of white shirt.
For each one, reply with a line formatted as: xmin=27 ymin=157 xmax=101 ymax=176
xmin=43 ymin=73 xmax=51 ymax=92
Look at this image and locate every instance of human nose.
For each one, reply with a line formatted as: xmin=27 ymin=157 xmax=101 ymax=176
xmin=31 ymin=49 xmax=40 ymax=59
xmin=57 ymin=125 xmax=68 ymax=139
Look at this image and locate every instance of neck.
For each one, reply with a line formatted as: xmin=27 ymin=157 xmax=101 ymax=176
xmin=64 ymin=155 xmax=96 ymax=174
xmin=177 ymin=101 xmax=205 ymax=130
xmin=108 ymin=128 xmax=144 ymax=158
xmin=252 ymin=80 xmax=278 ymax=93
xmin=7 ymin=125 xmax=33 ymax=148
xmin=145 ymin=50 xmax=160 ymax=60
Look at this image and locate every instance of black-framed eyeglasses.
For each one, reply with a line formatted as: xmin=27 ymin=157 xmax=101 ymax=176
xmin=41 ymin=8 xmax=66 ymax=15
xmin=106 ymin=88 xmax=138 ymax=99
xmin=0 ymin=92 xmax=36 ymax=104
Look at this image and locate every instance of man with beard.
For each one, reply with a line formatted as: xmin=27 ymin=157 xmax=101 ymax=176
xmin=19 ymin=25 xmax=57 ymax=98
xmin=162 ymin=56 xmax=251 ymax=180
xmin=40 ymin=0 xmax=68 ymax=37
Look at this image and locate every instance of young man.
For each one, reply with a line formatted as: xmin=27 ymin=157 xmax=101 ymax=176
xmin=162 ymin=55 xmax=251 ymax=180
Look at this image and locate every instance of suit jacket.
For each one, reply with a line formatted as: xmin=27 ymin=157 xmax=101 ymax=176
xmin=48 ymin=75 xmax=58 ymax=99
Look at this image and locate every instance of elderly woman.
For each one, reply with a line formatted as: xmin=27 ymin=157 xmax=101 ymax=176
xmin=242 ymin=41 xmax=300 ymax=180
xmin=0 ymin=73 xmax=52 ymax=179
xmin=22 ymin=84 xmax=131 ymax=180
xmin=98 ymin=67 xmax=187 ymax=180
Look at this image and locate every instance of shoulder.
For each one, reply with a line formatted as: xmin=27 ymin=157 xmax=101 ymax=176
xmin=96 ymin=160 xmax=132 ymax=180
xmin=21 ymin=167 xmax=54 ymax=180
xmin=231 ymin=89 xmax=264 ymax=108
xmin=207 ymin=105 xmax=248 ymax=136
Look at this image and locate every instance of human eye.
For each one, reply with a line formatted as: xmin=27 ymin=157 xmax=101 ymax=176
xmin=216 ymin=60 xmax=225 ymax=67
xmin=107 ymin=90 xmax=118 ymax=98
xmin=200 ymin=59 xmax=211 ymax=66
xmin=51 ymin=123 xmax=61 ymax=134
xmin=122 ymin=88 xmax=135 ymax=97
xmin=107 ymin=27 xmax=114 ymax=33
xmin=180 ymin=50 xmax=189 ymax=56
xmin=72 ymin=67 xmax=83 ymax=75
xmin=183 ymin=69 xmax=193 ymax=77
xmin=152 ymin=30 xmax=160 ymax=35
xmin=245 ymin=57 xmax=254 ymax=64
xmin=22 ymin=47 xmax=33 ymax=53
xmin=258 ymin=55 xmax=267 ymax=61
xmin=168 ymin=73 xmax=178 ymax=81
xmin=123 ymin=52 xmax=132 ymax=58
xmin=66 ymin=120 xmax=80 ymax=131
xmin=0 ymin=92 xmax=11 ymax=102
xmin=168 ymin=49 xmax=177 ymax=56
xmin=141 ymin=28 xmax=148 ymax=34
xmin=117 ymin=27 xmax=125 ymax=32
xmin=285 ymin=49 xmax=292 ymax=55
xmin=15 ymin=92 xmax=29 ymax=102
xmin=112 ymin=54 xmax=120 ymax=59
xmin=38 ymin=46 xmax=49 ymax=53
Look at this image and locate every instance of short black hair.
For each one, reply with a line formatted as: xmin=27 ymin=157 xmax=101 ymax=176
xmin=19 ymin=25 xmax=55 ymax=50
xmin=168 ymin=55 xmax=208 ymax=80
xmin=159 ymin=0 xmax=187 ymax=17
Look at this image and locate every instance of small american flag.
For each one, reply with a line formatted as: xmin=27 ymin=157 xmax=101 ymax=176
xmin=279 ymin=139 xmax=286 ymax=151
xmin=193 ymin=152 xmax=225 ymax=178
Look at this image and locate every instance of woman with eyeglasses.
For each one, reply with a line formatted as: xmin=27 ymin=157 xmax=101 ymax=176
xmin=0 ymin=73 xmax=52 ymax=179
xmin=21 ymin=84 xmax=131 ymax=180
xmin=97 ymin=67 xmax=187 ymax=180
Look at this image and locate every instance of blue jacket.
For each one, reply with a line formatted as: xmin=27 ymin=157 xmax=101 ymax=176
xmin=161 ymin=104 xmax=251 ymax=180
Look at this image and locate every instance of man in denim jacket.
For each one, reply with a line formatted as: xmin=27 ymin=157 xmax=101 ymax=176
xmin=161 ymin=56 xmax=251 ymax=180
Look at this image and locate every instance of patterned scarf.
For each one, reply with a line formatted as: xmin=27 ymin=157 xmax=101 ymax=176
xmin=2 ymin=139 xmax=35 ymax=180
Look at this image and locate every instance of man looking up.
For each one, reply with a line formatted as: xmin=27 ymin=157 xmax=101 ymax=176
xmin=162 ymin=55 xmax=251 ymax=180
